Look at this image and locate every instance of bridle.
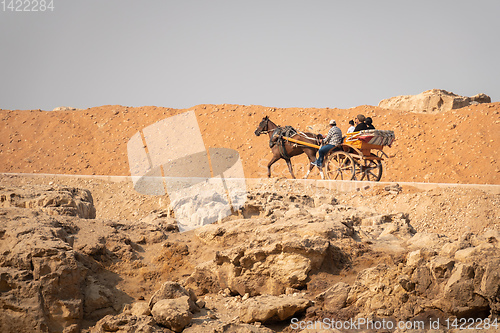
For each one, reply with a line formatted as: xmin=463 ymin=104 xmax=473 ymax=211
xmin=256 ymin=118 xmax=273 ymax=135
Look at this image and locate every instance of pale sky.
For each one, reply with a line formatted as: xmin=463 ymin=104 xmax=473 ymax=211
xmin=1 ymin=0 xmax=498 ymax=111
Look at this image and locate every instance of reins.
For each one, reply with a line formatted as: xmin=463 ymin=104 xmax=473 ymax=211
xmin=297 ymin=131 xmax=322 ymax=147
xmin=298 ymin=131 xmax=317 ymax=140
xmin=258 ymin=118 xmax=321 ymax=147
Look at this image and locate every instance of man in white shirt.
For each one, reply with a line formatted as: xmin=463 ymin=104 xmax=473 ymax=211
xmin=347 ymin=120 xmax=355 ymax=133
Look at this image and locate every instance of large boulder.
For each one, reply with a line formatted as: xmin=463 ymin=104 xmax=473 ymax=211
xmin=238 ymin=294 xmax=312 ymax=323
xmin=478 ymin=259 xmax=500 ymax=314
xmin=89 ymin=313 xmax=166 ymax=333
xmin=437 ymin=263 xmax=489 ymax=315
xmin=148 ymin=282 xmax=198 ymax=312
xmin=148 ymin=282 xmax=199 ymax=332
xmin=151 ymin=296 xmax=193 ymax=332
xmin=316 ymin=282 xmax=351 ymax=312
xmin=184 ymin=322 xmax=274 ymax=333
xmin=378 ymin=89 xmax=491 ymax=113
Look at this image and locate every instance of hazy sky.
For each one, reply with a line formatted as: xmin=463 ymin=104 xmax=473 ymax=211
xmin=1 ymin=0 xmax=498 ymax=111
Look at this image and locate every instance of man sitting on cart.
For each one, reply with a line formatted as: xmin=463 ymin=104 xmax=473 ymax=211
xmin=353 ymin=114 xmax=369 ymax=131
xmin=311 ymin=119 xmax=342 ymax=167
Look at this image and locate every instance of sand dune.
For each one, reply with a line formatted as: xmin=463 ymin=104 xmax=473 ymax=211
xmin=1 ymin=102 xmax=499 ymax=184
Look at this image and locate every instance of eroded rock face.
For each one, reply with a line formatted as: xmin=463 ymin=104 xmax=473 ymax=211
xmin=0 ymin=210 xmax=87 ymax=333
xmin=52 ymin=106 xmax=77 ymax=111
xmin=185 ymin=192 xmax=415 ymax=298
xmin=0 ymin=184 xmax=174 ymax=333
xmin=316 ymin=231 xmax=500 ymax=323
xmin=378 ymin=89 xmax=491 ymax=113
xmin=2 ymin=179 xmax=499 ymax=332
xmin=0 ymin=185 xmax=96 ymax=219
xmin=185 ymin=192 xmax=357 ymax=296
xmin=203 ymin=235 xmax=329 ymax=297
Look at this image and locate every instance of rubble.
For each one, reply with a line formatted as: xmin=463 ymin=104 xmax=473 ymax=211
xmin=0 ymin=177 xmax=498 ymax=332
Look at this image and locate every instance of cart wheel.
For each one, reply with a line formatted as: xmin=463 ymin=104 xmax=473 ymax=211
xmin=325 ymin=151 xmax=356 ymax=180
xmin=374 ymin=150 xmax=388 ymax=160
xmin=355 ymin=159 xmax=383 ymax=181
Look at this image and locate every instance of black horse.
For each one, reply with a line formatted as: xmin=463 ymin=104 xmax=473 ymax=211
xmin=254 ymin=116 xmax=321 ymax=179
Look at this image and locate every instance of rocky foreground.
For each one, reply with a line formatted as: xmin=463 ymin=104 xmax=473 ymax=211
xmin=0 ymin=175 xmax=499 ymax=332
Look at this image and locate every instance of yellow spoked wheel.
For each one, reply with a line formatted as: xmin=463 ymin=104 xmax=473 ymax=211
xmin=325 ymin=151 xmax=356 ymax=180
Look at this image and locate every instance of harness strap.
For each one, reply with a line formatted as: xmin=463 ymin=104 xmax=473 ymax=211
xmin=278 ymin=139 xmax=290 ymax=160
xmin=298 ymin=131 xmax=322 ymax=146
xmin=297 ymin=131 xmax=317 ymax=140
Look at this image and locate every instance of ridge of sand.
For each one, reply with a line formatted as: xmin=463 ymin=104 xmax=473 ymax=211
xmin=1 ymin=103 xmax=499 ymax=184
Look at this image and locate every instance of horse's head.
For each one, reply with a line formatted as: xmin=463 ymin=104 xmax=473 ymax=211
xmin=254 ymin=116 xmax=270 ymax=136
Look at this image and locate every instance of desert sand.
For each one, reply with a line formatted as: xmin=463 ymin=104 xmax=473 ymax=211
xmin=1 ymin=102 xmax=499 ymax=184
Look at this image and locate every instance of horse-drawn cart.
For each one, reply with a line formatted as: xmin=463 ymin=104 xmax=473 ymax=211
xmin=283 ymin=129 xmax=395 ymax=181
xmin=254 ymin=116 xmax=394 ymax=181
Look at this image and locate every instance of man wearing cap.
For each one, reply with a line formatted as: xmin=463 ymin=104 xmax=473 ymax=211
xmin=312 ymin=119 xmax=342 ymax=167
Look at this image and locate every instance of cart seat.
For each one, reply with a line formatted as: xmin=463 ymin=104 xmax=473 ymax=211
xmin=345 ymin=130 xmax=395 ymax=147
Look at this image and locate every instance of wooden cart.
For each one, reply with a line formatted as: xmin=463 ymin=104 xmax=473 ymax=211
xmin=324 ymin=130 xmax=395 ymax=181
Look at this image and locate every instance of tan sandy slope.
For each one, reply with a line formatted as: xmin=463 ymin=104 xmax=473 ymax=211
xmin=0 ymin=103 xmax=499 ymax=184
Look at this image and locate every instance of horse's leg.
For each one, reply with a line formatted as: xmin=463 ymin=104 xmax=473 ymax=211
xmin=302 ymin=153 xmax=315 ymax=179
xmin=285 ymin=159 xmax=296 ymax=179
xmin=267 ymin=155 xmax=280 ymax=178
xmin=319 ymin=150 xmax=329 ymax=180
xmin=304 ymin=166 xmax=312 ymax=179
xmin=304 ymin=149 xmax=317 ymax=179
xmin=318 ymin=166 xmax=325 ymax=180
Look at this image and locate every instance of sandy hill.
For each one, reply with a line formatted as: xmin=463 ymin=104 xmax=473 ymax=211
xmin=1 ymin=102 xmax=499 ymax=184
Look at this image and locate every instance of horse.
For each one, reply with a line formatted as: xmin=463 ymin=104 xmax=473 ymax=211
xmin=254 ymin=116 xmax=323 ymax=179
